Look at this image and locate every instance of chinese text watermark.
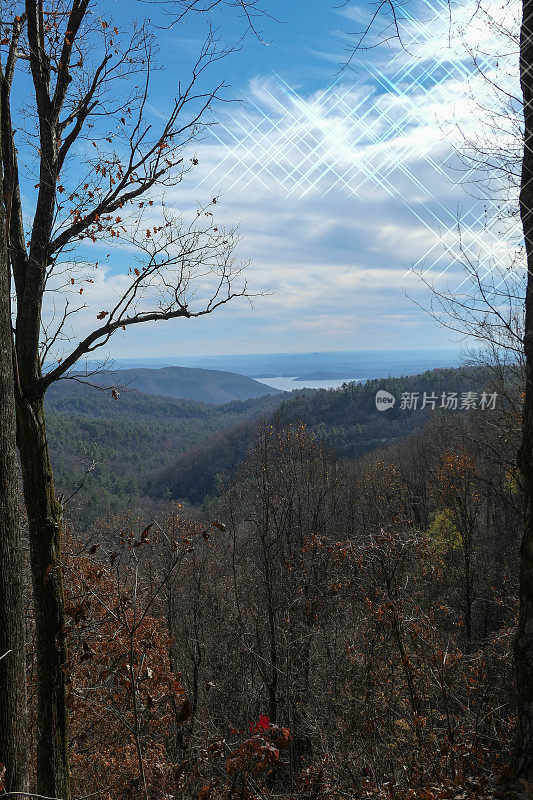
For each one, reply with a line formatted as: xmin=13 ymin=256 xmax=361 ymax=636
xmin=375 ymin=390 xmax=498 ymax=412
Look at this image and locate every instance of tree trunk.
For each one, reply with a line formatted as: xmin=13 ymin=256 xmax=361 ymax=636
xmin=0 ymin=121 xmax=29 ymax=792
xmin=515 ymin=0 xmax=533 ymax=777
xmin=464 ymin=549 xmax=472 ymax=647
xmin=16 ymin=394 xmax=70 ymax=799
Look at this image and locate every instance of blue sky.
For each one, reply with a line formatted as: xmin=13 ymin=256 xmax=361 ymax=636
xmin=35 ymin=0 xmax=521 ymax=358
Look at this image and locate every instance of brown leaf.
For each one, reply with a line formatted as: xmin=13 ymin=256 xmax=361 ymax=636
xmin=198 ymin=783 xmax=211 ymax=800
xmin=175 ymin=697 xmax=191 ymax=725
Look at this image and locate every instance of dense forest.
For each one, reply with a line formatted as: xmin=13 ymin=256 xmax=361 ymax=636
xmin=45 ymin=366 xmax=508 ymax=518
xmin=146 ymin=367 xmax=499 ymax=505
xmin=44 ymin=358 xmax=521 ymax=800
xmin=4 ymin=0 xmax=533 ymax=799
xmin=45 ymin=379 xmax=285 ymax=522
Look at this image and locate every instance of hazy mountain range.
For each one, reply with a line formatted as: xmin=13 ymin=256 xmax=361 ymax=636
xmin=78 ymin=349 xmax=461 ymax=382
xmin=67 ymin=366 xmax=282 ymax=405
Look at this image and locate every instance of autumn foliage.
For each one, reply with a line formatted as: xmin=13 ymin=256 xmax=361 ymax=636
xmin=28 ymin=400 xmax=516 ymax=800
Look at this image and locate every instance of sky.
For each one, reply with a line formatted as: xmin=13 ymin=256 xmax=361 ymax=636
xmin=35 ymin=0 xmax=523 ymax=359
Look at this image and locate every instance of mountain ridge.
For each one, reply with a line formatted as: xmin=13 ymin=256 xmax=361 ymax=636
xmin=66 ymin=365 xmax=283 ymax=404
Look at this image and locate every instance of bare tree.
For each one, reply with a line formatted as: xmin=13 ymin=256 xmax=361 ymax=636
xmin=513 ymin=0 xmax=533 ymax=774
xmin=0 ymin=1 xmax=255 ymax=795
xmin=343 ymin=0 xmax=533 ymax=773
xmin=0 ymin=11 xmax=28 ymax=785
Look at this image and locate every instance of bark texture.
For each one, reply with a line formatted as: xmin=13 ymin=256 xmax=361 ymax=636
xmin=16 ymin=395 xmax=69 ymax=799
xmin=515 ymin=0 xmax=533 ymax=777
xmin=0 ymin=86 xmax=29 ymax=790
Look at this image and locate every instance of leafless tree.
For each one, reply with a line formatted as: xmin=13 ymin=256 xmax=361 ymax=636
xmin=0 ymin=1 xmax=258 ymax=795
xmin=344 ymin=0 xmax=533 ymax=773
xmin=0 ymin=38 xmax=28 ymax=790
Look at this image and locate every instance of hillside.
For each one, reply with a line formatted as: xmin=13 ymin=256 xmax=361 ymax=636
xmin=46 ymin=365 xmax=499 ymax=520
xmin=45 ymin=381 xmax=285 ymax=524
xmin=79 ymin=365 xmax=282 ymax=404
xmin=144 ymin=366 xmax=491 ymax=505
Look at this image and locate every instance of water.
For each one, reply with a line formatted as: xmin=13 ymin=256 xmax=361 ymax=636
xmin=256 ymin=376 xmax=364 ymax=391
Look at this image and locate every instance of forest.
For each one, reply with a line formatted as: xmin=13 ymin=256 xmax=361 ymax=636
xmin=45 ymin=367 xmax=486 ymax=520
xmin=39 ymin=358 xmax=522 ymax=800
xmin=2 ymin=0 xmax=533 ymax=799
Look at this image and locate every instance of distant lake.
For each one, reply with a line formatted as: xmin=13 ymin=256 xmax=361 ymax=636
xmin=256 ymin=376 xmax=363 ymax=391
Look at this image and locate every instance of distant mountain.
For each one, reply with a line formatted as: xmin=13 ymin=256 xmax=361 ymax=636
xmin=106 ymin=349 xmax=459 ymax=378
xmin=45 ymin=381 xmax=285 ymax=524
xmin=143 ymin=366 xmax=492 ymax=505
xmin=70 ymin=366 xmax=283 ymax=404
xmin=82 ymin=349 xmax=461 ymax=379
xmin=45 ymin=364 xmax=496 ymax=522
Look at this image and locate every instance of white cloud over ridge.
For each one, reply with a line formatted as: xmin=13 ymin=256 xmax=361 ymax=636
xmin=42 ymin=0 xmax=523 ymax=359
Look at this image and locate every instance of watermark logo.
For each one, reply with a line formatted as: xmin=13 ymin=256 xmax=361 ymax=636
xmin=375 ymin=390 xmax=396 ymax=411
xmin=374 ymin=389 xmax=499 ymax=411
xmin=400 ymin=391 xmax=498 ymax=411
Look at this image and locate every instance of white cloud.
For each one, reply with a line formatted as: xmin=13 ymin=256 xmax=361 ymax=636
xmin=40 ymin=0 xmax=522 ymax=360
